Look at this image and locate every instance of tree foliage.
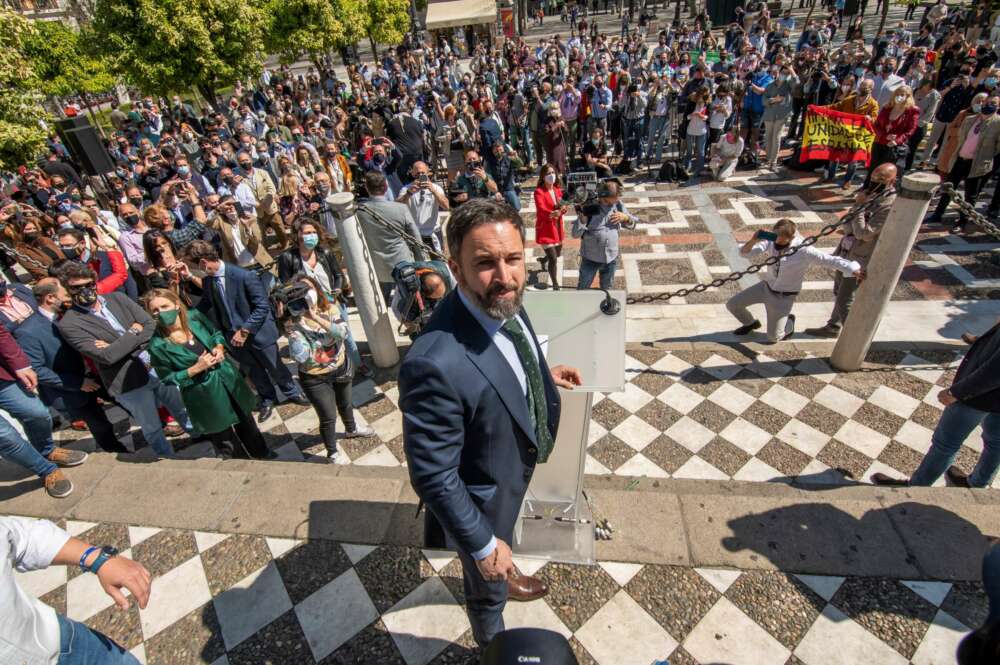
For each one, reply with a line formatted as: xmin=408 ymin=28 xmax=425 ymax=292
xmin=263 ymin=0 xmax=363 ymax=65
xmin=22 ymin=21 xmax=115 ymax=98
xmin=363 ymin=0 xmax=411 ymax=49
xmin=0 ymin=9 xmax=48 ymax=169
xmin=92 ymin=0 xmax=266 ymax=97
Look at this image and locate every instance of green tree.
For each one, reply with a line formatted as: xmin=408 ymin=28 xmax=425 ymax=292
xmin=0 ymin=9 xmax=48 ymax=170
xmin=363 ymin=0 xmax=411 ymax=55
xmin=92 ymin=0 xmax=266 ymax=108
xmin=264 ymin=0 xmax=357 ymax=67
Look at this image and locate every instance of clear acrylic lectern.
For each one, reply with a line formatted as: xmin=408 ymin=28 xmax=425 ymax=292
xmin=514 ymin=289 xmax=627 ymax=564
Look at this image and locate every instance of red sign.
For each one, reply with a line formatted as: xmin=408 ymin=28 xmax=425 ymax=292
xmin=501 ymin=7 xmax=514 ymax=38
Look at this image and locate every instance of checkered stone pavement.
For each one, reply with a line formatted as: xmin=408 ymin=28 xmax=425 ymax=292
xmin=55 ymin=343 xmax=986 ymax=490
xmin=10 ymin=515 xmax=989 ymax=665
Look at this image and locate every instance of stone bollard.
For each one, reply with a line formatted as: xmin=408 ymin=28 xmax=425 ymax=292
xmin=830 ymin=172 xmax=941 ymax=372
xmin=326 ymin=192 xmax=400 ymax=368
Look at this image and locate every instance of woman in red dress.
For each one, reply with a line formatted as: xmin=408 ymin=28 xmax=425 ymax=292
xmin=533 ymin=163 xmax=567 ymax=290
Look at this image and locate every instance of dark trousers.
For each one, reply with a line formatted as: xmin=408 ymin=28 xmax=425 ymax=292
xmin=299 ymin=371 xmax=355 ymax=454
xmin=788 ymin=97 xmax=806 ymax=139
xmin=64 ymin=394 xmax=125 ymax=453
xmin=208 ymin=396 xmax=269 ymax=459
xmin=905 ymin=125 xmax=926 ymax=172
xmin=457 ymin=548 xmax=508 ymax=647
xmin=231 ymin=340 xmax=300 ymax=406
xmin=932 ymin=157 xmax=985 ymax=222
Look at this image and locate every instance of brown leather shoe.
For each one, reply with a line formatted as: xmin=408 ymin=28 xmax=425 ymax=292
xmin=162 ymin=422 xmax=185 ymax=438
xmin=507 ymin=572 xmax=548 ymax=602
xmin=46 ymin=447 xmax=88 ymax=467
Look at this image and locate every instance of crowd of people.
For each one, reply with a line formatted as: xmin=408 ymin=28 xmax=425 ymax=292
xmin=0 ymin=0 xmax=995 ymax=500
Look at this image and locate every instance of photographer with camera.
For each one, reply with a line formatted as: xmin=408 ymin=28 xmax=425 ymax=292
xmin=454 ymin=150 xmax=500 ymax=205
xmin=398 ymin=161 xmax=450 ymax=252
xmin=571 ymin=180 xmax=637 ymax=290
xmin=278 ymin=276 xmax=373 ymax=463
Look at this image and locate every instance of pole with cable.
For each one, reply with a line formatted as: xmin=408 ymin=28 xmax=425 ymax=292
xmin=326 ymin=192 xmax=400 ymax=368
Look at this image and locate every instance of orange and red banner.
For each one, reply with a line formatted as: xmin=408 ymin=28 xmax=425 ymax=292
xmin=800 ymin=104 xmax=876 ymax=166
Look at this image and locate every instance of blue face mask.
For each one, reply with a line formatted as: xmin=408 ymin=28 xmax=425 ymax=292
xmin=302 ymin=233 xmax=319 ymax=249
xmin=854 ymin=67 xmax=865 ymax=77
xmin=987 ymin=77 xmax=999 ymax=88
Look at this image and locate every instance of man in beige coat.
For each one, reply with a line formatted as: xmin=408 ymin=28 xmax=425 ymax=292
xmin=237 ymin=151 xmax=287 ymax=249
xmin=806 ymin=164 xmax=895 ymax=338
xmin=927 ymin=96 xmax=1000 ymax=233
xmin=209 ymin=196 xmax=274 ymax=275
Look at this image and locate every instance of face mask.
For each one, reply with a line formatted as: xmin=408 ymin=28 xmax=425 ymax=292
xmin=157 ymin=308 xmax=179 ymax=326
xmin=373 ymin=154 xmax=386 ymax=166
xmin=177 ymin=166 xmax=190 ymax=177
xmin=123 ymin=214 xmax=140 ymax=226
xmin=984 ymin=104 xmax=998 ymax=115
xmin=972 ymin=102 xmax=983 ymax=113
xmin=61 ymin=246 xmax=79 ymax=260
xmin=57 ymin=202 xmax=73 ymax=214
xmin=854 ymin=67 xmax=865 ymax=77
xmin=774 ymin=241 xmax=790 ymax=251
xmin=894 ymin=95 xmax=906 ymax=104
xmin=987 ymin=78 xmax=999 ymax=88
xmin=305 ymin=289 xmax=318 ymax=307
xmin=302 ymin=233 xmax=320 ymax=249
xmin=23 ymin=231 xmax=39 ymax=242
xmin=239 ymin=163 xmax=252 ymax=171
xmin=72 ymin=286 xmax=97 ymax=307
xmin=80 ymin=248 xmax=91 ymax=264
xmin=544 ymin=173 xmax=557 ymax=184
xmin=316 ymin=183 xmax=330 ymax=195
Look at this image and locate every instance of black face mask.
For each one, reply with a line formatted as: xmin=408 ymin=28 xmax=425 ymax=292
xmin=774 ymin=242 xmax=790 ymax=251
xmin=129 ymin=197 xmax=144 ymax=207
xmin=61 ymin=246 xmax=79 ymax=261
xmin=22 ymin=232 xmax=39 ymax=243
xmin=71 ymin=285 xmax=97 ymax=307
xmin=123 ymin=214 xmax=140 ymax=227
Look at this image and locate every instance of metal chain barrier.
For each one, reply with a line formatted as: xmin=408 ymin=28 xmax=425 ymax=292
xmin=0 ymin=238 xmax=50 ymax=274
xmin=938 ymin=182 xmax=1000 ymax=240
xmin=625 ymin=187 xmax=896 ymax=305
xmin=356 ymin=203 xmax=448 ymax=262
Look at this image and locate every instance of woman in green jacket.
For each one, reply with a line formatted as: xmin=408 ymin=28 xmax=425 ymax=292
xmin=143 ymin=288 xmax=271 ymax=459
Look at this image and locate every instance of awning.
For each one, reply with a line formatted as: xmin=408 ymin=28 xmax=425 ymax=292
xmin=424 ymin=0 xmax=497 ymax=30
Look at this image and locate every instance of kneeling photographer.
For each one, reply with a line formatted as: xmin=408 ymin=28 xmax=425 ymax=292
xmin=390 ymin=260 xmax=453 ymax=336
xmin=274 ymin=276 xmax=373 ymax=463
xmin=570 ymin=179 xmax=637 ymax=290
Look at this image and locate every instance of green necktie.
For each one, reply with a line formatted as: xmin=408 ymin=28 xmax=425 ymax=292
xmin=502 ymin=317 xmax=554 ymax=463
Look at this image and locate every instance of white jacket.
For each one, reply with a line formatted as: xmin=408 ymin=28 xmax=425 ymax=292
xmin=742 ymin=235 xmax=860 ymax=293
xmin=1 ymin=517 xmax=70 ymax=665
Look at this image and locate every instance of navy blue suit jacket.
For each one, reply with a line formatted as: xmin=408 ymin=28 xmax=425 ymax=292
xmin=198 ymin=263 xmax=279 ymax=349
xmin=399 ymin=290 xmax=561 ymax=555
xmin=14 ymin=312 xmax=90 ymax=409
xmin=0 ymin=284 xmax=39 ymax=333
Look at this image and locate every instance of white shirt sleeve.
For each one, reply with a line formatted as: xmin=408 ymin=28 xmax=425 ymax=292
xmin=2 ymin=517 xmax=70 ymax=573
xmin=802 ymin=246 xmax=861 ymax=276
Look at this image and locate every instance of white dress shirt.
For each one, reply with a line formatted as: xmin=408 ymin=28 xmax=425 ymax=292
xmin=1 ymin=517 xmax=71 ymax=665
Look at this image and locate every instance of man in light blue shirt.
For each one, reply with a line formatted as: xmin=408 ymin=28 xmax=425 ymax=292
xmin=572 ymin=180 xmax=638 ymax=290
xmin=588 ymin=76 xmax=614 ymax=134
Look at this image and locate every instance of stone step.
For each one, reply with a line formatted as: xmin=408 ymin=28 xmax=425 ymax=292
xmin=3 ymin=453 xmax=997 ymax=581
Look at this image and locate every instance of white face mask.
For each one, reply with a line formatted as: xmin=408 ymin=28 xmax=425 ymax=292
xmin=894 ymin=95 xmax=906 ymax=104
xmin=305 ymin=289 xmax=318 ymax=307
xmin=544 ymin=173 xmax=557 ymax=184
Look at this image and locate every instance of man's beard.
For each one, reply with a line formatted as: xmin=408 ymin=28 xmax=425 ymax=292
xmin=469 ymin=280 xmax=524 ymax=320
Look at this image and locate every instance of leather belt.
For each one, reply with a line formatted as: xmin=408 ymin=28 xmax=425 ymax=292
xmin=765 ymin=283 xmax=799 ymax=297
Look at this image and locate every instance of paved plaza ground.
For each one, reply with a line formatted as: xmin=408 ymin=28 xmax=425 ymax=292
xmin=6 ymin=3 xmax=1000 ymax=665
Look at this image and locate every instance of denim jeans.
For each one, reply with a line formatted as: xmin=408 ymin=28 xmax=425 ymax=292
xmin=57 ymin=613 xmax=140 ymax=665
xmin=338 ymin=301 xmax=362 ymax=368
xmin=115 ymin=376 xmax=191 ymax=457
xmin=826 ymin=160 xmax=858 ymax=185
xmin=502 ymin=189 xmax=521 ymax=211
xmin=577 ymin=257 xmax=617 ymax=290
xmin=0 ymin=380 xmax=57 ymax=478
xmin=910 ymin=401 xmax=1000 ymax=487
xmin=646 ymin=115 xmax=669 ymax=162
xmin=685 ymin=133 xmax=707 ymax=177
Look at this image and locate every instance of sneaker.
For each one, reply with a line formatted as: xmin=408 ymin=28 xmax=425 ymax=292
xmin=341 ymin=426 xmax=375 ymax=439
xmin=804 ymin=324 xmax=840 ymax=338
xmin=46 ymin=447 xmax=88 ymax=467
xmin=326 ymin=449 xmax=342 ymax=463
xmin=44 ymin=470 xmax=73 ymax=498
xmin=162 ymin=422 xmax=185 ymax=437
xmin=733 ymin=320 xmax=761 ymax=335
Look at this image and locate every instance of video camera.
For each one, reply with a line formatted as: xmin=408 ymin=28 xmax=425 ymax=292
xmin=562 ymin=172 xmax=623 ymax=218
xmin=270 ymin=281 xmax=313 ymax=320
xmin=391 ymin=260 xmax=453 ymax=338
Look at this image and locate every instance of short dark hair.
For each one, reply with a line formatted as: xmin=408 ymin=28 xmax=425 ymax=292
xmin=364 ymin=171 xmax=387 ymax=195
xmin=446 ymin=198 xmax=525 ymax=259
xmin=55 ymin=259 xmax=96 ymax=284
xmin=56 ymin=228 xmax=85 ymax=244
xmin=181 ymin=239 xmax=220 ymax=264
